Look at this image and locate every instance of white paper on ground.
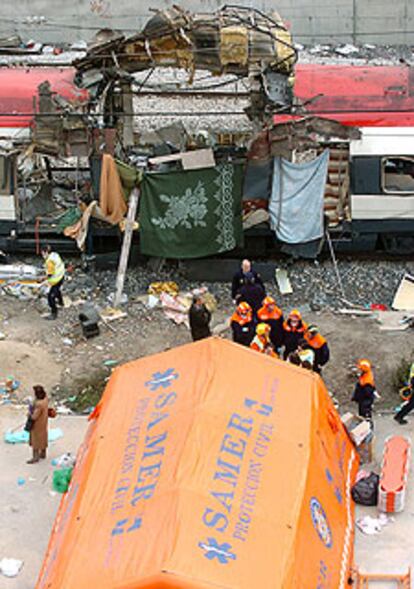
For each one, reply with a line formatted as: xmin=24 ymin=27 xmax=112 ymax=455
xmin=0 ymin=557 xmax=23 ymax=577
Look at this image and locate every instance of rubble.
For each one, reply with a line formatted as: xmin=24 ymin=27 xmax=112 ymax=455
xmin=6 ymin=255 xmax=413 ymax=315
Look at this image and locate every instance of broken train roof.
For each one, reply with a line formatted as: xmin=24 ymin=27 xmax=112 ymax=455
xmin=73 ymin=5 xmax=296 ymax=111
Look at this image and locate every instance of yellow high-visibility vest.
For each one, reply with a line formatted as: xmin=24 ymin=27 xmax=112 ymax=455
xmin=45 ymin=252 xmax=65 ymax=286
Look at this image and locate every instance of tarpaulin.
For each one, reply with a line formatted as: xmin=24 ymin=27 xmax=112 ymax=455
xmin=269 ymin=150 xmax=329 ymax=244
xmin=99 ymin=154 xmax=127 ymax=225
xmin=116 ymin=159 xmax=143 ymax=199
xmin=139 ymin=163 xmax=243 ymax=259
xmin=36 ymin=338 xmax=358 ymax=589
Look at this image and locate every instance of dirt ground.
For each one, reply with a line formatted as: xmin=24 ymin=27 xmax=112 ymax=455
xmin=0 ymin=290 xmax=410 ymax=412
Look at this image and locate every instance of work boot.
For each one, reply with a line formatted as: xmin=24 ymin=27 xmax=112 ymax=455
xmin=45 ymin=312 xmax=57 ymax=320
xmin=394 ymin=415 xmax=408 ymax=425
xmin=40 ymin=449 xmax=47 ymax=459
xmin=27 ymin=450 xmax=40 ymax=464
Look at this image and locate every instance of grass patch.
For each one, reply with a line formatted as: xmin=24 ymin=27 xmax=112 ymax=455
xmin=391 ymin=354 xmax=414 ymax=394
xmin=64 ymin=370 xmax=108 ymax=413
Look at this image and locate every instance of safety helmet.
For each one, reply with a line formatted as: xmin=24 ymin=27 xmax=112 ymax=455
xmin=237 ymin=302 xmax=252 ymax=315
xmin=256 ymin=322 xmax=271 ymax=336
xmin=263 ymin=296 xmax=276 ymax=307
xmin=289 ymin=309 xmax=302 ymax=320
xmin=357 ymin=359 xmax=371 ymax=372
xmin=307 ymin=324 xmax=319 ymax=336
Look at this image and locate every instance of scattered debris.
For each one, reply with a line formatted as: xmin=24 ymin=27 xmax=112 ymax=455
xmin=100 ymin=307 xmax=128 ymax=323
xmin=0 ymin=264 xmax=40 ymax=281
xmin=335 ymin=44 xmax=360 ymax=56
xmin=356 ymin=513 xmax=391 ymax=535
xmin=148 ymin=282 xmax=179 ymax=296
xmin=56 ymin=405 xmax=73 ymax=415
xmin=275 ymin=268 xmax=293 ymax=295
xmin=78 ymin=304 xmax=100 ymax=339
xmin=149 ymin=148 xmax=216 ymax=171
xmin=4 ymin=428 xmax=63 ymax=444
xmin=52 ymin=466 xmax=73 ymax=493
xmin=337 ymin=309 xmax=373 ymax=316
xmin=375 ymin=311 xmax=414 ymax=331
xmin=212 ymin=320 xmax=230 ymax=335
xmin=0 ymin=557 xmax=23 ymax=577
xmin=103 ymin=359 xmax=118 ymax=367
xmin=392 ymin=273 xmax=414 ymax=311
xmin=51 ymin=452 xmax=75 ymax=468
xmin=160 ymin=293 xmax=189 ymax=326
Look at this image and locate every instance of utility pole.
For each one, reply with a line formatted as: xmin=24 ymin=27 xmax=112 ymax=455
xmin=352 ymin=0 xmax=357 ymax=45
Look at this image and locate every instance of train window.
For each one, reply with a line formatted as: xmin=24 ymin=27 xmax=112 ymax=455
xmin=382 ymin=156 xmax=414 ymax=194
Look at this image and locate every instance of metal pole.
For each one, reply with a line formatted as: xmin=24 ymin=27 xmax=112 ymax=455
xmin=352 ymin=0 xmax=357 ymax=45
xmin=113 ymin=187 xmax=140 ymax=308
xmin=325 ymin=229 xmax=346 ymax=300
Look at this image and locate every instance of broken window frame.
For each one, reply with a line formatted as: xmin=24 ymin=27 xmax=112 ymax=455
xmin=381 ymin=155 xmax=414 ymax=195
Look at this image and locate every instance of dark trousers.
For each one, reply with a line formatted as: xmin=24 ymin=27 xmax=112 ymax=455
xmin=48 ymin=278 xmax=64 ymax=315
xmin=358 ymin=402 xmax=372 ymax=420
xmin=396 ymin=395 xmax=414 ymax=420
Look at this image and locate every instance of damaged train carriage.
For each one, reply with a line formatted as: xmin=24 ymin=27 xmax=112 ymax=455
xmin=2 ymin=9 xmax=414 ymax=256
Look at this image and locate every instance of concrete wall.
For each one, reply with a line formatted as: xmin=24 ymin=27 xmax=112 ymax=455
xmin=0 ymin=0 xmax=414 ymax=45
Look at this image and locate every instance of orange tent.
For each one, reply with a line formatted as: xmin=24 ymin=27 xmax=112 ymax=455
xmin=36 ymin=338 xmax=358 ymax=589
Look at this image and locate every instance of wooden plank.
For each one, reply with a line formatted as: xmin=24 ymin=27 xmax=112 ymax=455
xmin=113 ymin=188 xmax=139 ymax=308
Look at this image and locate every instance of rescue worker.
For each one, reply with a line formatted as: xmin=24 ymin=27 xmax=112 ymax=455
xmin=230 ymin=302 xmax=255 ymax=347
xmin=231 ymin=259 xmax=265 ymax=303
xmin=297 ymin=338 xmax=315 ymax=368
xmin=41 ymin=244 xmax=65 ymax=320
xmin=352 ymin=359 xmax=379 ymax=420
xmin=189 ymin=294 xmax=211 ymax=341
xmin=304 ymin=324 xmax=330 ymax=373
xmin=394 ymin=362 xmax=414 ymax=425
xmin=237 ymin=273 xmax=265 ymax=315
xmin=282 ymin=309 xmax=307 ymax=359
xmin=257 ymin=296 xmax=284 ymax=351
xmin=250 ymin=323 xmax=278 ymax=358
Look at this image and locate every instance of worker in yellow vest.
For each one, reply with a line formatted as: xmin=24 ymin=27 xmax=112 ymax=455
xmin=41 ymin=244 xmax=65 ymax=320
xmin=250 ymin=323 xmax=278 ymax=358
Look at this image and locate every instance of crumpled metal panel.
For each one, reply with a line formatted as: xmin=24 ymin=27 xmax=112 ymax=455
xmin=74 ymin=5 xmax=297 ymax=112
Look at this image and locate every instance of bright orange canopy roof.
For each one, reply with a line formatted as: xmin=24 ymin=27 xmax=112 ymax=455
xmin=36 ymin=338 xmax=358 ymax=589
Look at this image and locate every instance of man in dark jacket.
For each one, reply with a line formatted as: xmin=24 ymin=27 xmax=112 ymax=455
xmin=282 ymin=309 xmax=307 ymax=359
xmin=189 ymin=295 xmax=211 ymax=341
xmin=230 ymin=302 xmax=255 ymax=347
xmin=231 ymin=259 xmax=265 ymax=303
xmin=352 ymin=359 xmax=377 ymax=420
xmin=238 ymin=273 xmax=265 ymax=315
xmin=257 ymin=296 xmax=284 ymax=350
xmin=304 ymin=325 xmax=330 ymax=373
